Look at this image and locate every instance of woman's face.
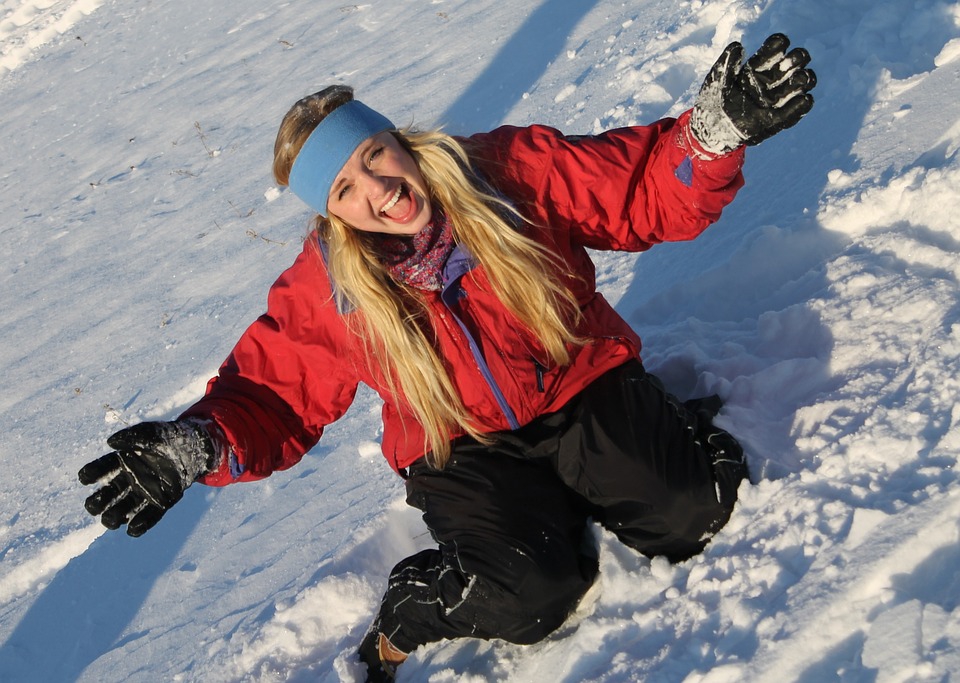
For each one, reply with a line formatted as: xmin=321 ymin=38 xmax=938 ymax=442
xmin=326 ymin=131 xmax=432 ymax=235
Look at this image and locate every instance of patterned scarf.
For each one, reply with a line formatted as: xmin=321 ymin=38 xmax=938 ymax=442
xmin=377 ymin=206 xmax=455 ymax=291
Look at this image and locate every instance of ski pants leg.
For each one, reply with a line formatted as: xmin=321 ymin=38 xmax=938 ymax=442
xmin=372 ymin=359 xmax=747 ymax=654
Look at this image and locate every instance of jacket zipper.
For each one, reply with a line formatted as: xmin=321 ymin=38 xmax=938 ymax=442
xmin=534 ymin=359 xmax=545 ymax=393
xmin=440 ymin=281 xmax=521 ymax=430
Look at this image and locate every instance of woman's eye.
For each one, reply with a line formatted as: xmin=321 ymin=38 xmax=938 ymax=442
xmin=368 ymin=147 xmax=384 ymax=164
xmin=338 ymin=185 xmax=350 ymax=200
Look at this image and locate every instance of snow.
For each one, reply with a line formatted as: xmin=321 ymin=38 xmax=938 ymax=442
xmin=1 ymin=0 xmax=959 ymax=680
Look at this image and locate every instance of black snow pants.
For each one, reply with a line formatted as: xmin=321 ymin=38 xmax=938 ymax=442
xmin=372 ymin=359 xmax=748 ymax=654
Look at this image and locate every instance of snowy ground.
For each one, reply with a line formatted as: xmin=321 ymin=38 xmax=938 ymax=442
xmin=1 ymin=0 xmax=959 ymax=681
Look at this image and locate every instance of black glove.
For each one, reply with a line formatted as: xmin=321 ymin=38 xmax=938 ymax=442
xmin=690 ymin=33 xmax=817 ymax=155
xmin=78 ymin=419 xmax=221 ymax=537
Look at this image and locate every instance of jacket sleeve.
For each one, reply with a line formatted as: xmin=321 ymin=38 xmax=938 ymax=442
xmin=466 ymin=109 xmax=745 ymax=251
xmin=180 ymin=240 xmax=360 ymax=486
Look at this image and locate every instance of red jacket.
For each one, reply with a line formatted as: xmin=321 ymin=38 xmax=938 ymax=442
xmin=184 ymin=110 xmax=744 ymax=485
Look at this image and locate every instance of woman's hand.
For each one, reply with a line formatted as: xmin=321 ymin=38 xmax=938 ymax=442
xmin=79 ymin=420 xmax=220 ymax=537
xmin=690 ymin=33 xmax=817 ymax=156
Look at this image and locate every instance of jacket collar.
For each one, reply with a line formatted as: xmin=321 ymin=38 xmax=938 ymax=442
xmin=441 ymin=243 xmax=477 ymax=290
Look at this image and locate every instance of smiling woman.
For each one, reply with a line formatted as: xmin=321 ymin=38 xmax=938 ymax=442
xmin=78 ymin=35 xmax=816 ymax=682
xmin=269 ymin=86 xmax=590 ymax=468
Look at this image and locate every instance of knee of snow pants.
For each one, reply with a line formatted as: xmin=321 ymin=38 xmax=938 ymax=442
xmin=553 ymin=359 xmax=747 ymax=562
xmin=376 ymin=445 xmax=598 ymax=653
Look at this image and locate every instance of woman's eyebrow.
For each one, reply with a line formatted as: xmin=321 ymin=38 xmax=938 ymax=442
xmin=331 ymin=142 xmax=370 ymax=195
xmin=357 ymin=137 xmax=379 ymax=160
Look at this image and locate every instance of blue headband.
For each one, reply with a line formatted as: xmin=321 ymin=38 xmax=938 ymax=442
xmin=288 ymin=100 xmax=395 ymax=216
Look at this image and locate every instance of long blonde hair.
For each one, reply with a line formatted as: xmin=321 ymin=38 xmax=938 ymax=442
xmin=274 ymin=86 xmax=582 ymax=468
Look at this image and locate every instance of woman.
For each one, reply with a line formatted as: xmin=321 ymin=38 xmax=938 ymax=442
xmin=79 ymin=34 xmax=815 ymax=681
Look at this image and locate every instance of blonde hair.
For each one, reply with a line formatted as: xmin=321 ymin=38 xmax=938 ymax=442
xmin=274 ymin=86 xmax=582 ymax=468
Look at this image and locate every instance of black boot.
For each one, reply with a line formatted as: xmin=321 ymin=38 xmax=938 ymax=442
xmin=685 ymin=394 xmax=749 ymax=508
xmin=705 ymin=429 xmax=749 ymax=503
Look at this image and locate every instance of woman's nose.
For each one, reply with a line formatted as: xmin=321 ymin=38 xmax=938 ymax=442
xmin=358 ymin=170 xmax=390 ymax=198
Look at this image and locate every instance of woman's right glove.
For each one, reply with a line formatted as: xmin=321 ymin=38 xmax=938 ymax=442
xmin=78 ymin=419 xmax=222 ymax=537
xmin=690 ymin=33 xmax=817 ymax=156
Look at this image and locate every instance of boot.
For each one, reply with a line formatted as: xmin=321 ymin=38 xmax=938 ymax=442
xmin=684 ymin=394 xmax=749 ymax=507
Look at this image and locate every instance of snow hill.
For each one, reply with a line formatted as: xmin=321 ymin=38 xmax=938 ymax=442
xmin=1 ymin=0 xmax=959 ymax=681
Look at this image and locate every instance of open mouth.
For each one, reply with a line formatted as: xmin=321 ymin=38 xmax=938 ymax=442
xmin=379 ymin=182 xmax=418 ymax=222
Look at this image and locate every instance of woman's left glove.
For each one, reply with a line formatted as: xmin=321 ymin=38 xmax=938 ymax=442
xmin=78 ymin=419 xmax=222 ymax=537
xmin=690 ymin=33 xmax=817 ymax=156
